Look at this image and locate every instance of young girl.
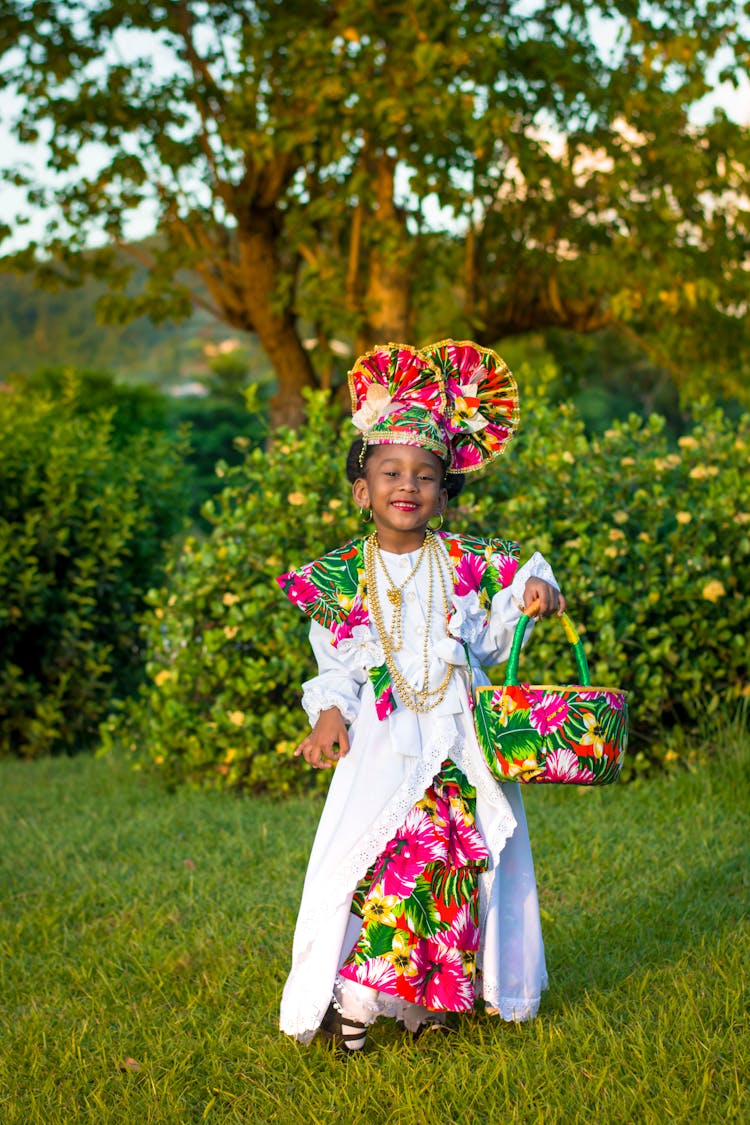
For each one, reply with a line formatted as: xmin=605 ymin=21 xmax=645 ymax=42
xmin=277 ymin=341 xmax=564 ymax=1053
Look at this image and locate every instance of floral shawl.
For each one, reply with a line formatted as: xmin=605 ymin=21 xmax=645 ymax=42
xmin=277 ymin=532 xmax=520 ymax=720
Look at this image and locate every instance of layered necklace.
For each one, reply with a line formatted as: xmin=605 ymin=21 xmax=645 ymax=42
xmin=365 ymin=529 xmax=455 ymax=713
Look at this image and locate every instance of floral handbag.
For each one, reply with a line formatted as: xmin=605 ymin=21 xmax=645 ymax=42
xmin=474 ymin=602 xmax=628 ymax=784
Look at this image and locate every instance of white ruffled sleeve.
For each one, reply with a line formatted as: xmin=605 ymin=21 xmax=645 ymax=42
xmin=300 ymin=620 xmax=370 ymax=729
xmin=469 ymin=551 xmax=560 ymax=667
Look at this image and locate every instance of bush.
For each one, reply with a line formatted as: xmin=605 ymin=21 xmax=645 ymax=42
xmin=0 ymin=381 xmax=189 ymax=757
xmin=167 ymin=394 xmax=268 ymax=523
xmin=7 ymin=366 xmax=171 ymax=443
xmin=120 ymin=374 xmax=750 ymax=794
xmin=8 ymin=366 xmax=269 ymax=526
xmin=457 ymin=370 xmax=750 ymax=777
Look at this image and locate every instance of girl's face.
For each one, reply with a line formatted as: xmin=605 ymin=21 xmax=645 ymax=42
xmin=352 ymin=443 xmax=447 ymax=551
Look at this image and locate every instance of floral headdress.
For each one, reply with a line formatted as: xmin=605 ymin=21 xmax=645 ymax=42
xmin=348 ymin=339 xmax=519 ymax=474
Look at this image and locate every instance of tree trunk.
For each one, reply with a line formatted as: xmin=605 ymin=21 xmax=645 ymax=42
xmin=236 ymin=216 xmax=317 ymax=430
xmin=358 ymin=155 xmax=412 ymax=350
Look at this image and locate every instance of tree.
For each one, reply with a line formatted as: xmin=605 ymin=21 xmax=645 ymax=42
xmin=1 ymin=1 xmax=748 ymax=425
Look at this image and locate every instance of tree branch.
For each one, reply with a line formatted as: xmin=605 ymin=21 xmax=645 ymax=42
xmin=172 ymin=0 xmax=234 ymax=211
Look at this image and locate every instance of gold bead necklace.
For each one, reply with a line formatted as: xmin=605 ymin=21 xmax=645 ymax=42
xmin=369 ymin=530 xmax=432 ymax=651
xmin=365 ymin=530 xmax=455 ymax=714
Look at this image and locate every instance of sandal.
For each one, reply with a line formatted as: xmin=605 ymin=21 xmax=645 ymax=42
xmin=319 ymin=1002 xmax=368 ymax=1056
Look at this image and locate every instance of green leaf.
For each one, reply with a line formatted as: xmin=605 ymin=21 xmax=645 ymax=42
xmin=402 ymin=875 xmax=446 ymax=937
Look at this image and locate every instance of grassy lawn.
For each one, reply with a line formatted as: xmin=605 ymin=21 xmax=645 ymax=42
xmin=0 ymin=740 xmax=747 ymax=1125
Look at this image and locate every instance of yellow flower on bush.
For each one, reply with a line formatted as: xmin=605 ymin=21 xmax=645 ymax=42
xmin=608 ymin=528 xmax=625 ymax=541
xmin=689 ymin=465 xmax=718 ymax=480
xmin=613 ymin=510 xmax=629 ymax=524
xmin=678 ymin=436 xmax=699 ymax=449
xmin=702 ymin=580 xmax=725 ymax=603
xmin=228 ymin=710 xmax=245 ymax=726
xmin=604 ymin=546 xmax=619 ymax=558
xmin=154 ymin=669 xmax=171 ymax=686
xmin=676 ymin=512 xmax=692 ymax=524
xmin=222 ymin=592 xmax=240 ymax=607
xmin=287 ymin=491 xmax=305 ymax=505
xmin=224 ymin=625 xmax=238 ymax=639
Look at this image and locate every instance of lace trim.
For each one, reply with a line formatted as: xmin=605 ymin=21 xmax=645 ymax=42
xmin=280 ymin=719 xmax=519 ymax=1041
xmin=301 ymin=686 xmax=359 ymax=729
xmin=334 ymin=975 xmax=441 ymax=1033
xmin=448 ymin=736 xmax=518 ymax=931
xmin=509 ymin=551 xmax=559 ymax=603
xmin=480 ymin=970 xmax=549 ymax=1023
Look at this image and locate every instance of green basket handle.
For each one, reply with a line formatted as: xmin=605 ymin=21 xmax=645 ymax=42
xmin=504 ymin=597 xmax=590 ymax=688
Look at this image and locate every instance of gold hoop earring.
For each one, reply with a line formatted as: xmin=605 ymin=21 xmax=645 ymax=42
xmin=428 ymin=513 xmax=444 ymax=531
xmin=360 ymin=507 xmax=372 ymax=522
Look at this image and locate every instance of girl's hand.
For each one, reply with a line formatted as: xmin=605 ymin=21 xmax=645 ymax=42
xmin=523 ymin=578 xmax=566 ymax=618
xmin=294 ymin=707 xmax=350 ymax=770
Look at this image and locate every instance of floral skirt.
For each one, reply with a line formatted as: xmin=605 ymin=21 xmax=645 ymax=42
xmin=337 ymin=760 xmax=489 ymax=1012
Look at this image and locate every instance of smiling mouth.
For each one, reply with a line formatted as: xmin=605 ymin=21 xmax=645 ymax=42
xmin=391 ymin=501 xmax=419 ymax=511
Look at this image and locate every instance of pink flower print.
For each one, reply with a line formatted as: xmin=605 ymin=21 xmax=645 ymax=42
xmin=422 ymin=945 xmax=475 ymax=1011
xmin=377 ymin=809 xmax=444 ymax=899
xmin=491 ymin=551 xmax=519 ymax=588
xmin=446 ymin=806 xmax=489 ymax=868
xmin=282 ymin=571 xmax=319 ymax=610
xmin=374 ymin=685 xmax=395 ymax=720
xmin=331 ymin=596 xmax=369 ymax=644
xmin=484 ymin=420 xmax=512 ymax=447
xmin=543 ymin=746 xmax=595 ymax=784
xmin=441 ymin=902 xmax=480 ymax=953
xmin=448 ymin=342 xmax=482 ymax=379
xmin=349 ymin=957 xmax=398 ymax=994
xmin=526 ymin=689 xmax=570 ymax=736
xmin=453 ymin=553 xmax=487 ymax=595
xmin=451 ymin=443 xmax=484 ymax=472
xmin=578 ymin=690 xmax=624 ymax=710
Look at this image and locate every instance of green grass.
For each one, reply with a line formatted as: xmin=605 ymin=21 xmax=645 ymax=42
xmin=0 ymin=742 xmax=747 ymax=1125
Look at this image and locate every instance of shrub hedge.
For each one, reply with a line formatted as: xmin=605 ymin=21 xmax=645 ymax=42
xmin=117 ymin=372 xmax=749 ymax=794
xmin=0 ymin=381 xmax=188 ymax=757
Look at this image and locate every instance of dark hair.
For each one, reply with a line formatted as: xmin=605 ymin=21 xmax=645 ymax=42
xmin=345 ymin=437 xmax=465 ymax=500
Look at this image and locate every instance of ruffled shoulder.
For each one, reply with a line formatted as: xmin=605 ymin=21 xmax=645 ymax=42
xmin=277 ymin=538 xmax=366 ymax=631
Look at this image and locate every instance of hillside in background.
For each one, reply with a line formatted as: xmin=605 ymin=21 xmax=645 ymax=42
xmin=0 ymin=261 xmax=702 ymax=434
xmin=0 ymin=267 xmax=273 ymax=391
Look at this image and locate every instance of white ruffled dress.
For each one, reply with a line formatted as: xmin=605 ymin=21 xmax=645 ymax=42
xmin=280 ymin=547 xmax=558 ymax=1043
